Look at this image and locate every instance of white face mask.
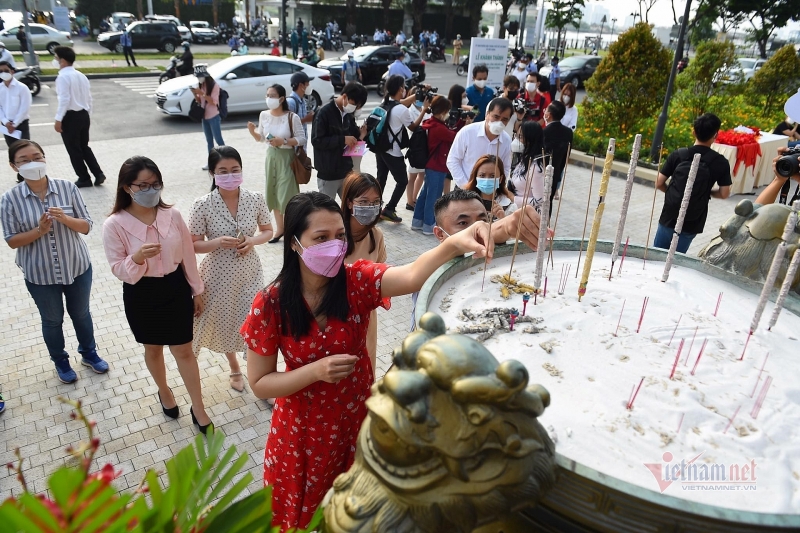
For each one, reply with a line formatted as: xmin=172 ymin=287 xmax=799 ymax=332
xmin=17 ymin=161 xmax=47 ymax=181
xmin=525 ymin=82 xmax=537 ymax=93
xmin=473 ymin=80 xmax=486 ymax=89
xmin=0 ymin=72 xmax=11 ymax=81
xmin=511 ymin=138 xmax=524 ymax=153
xmin=517 ymin=63 xmax=525 ymax=70
xmin=563 ymin=95 xmax=571 ymax=104
xmin=266 ymin=97 xmax=282 ymax=110
xmin=488 ymin=120 xmax=504 ymax=136
xmin=343 ymin=102 xmax=357 ymax=114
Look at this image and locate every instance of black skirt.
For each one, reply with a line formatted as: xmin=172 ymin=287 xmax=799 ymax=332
xmin=123 ymin=267 xmax=194 ymax=346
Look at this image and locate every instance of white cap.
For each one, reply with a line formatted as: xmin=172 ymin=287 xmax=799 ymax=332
xmin=347 ymin=50 xmax=354 ymax=57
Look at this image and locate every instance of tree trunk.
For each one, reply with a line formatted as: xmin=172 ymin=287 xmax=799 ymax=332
xmin=467 ymin=0 xmax=483 ymax=39
xmin=136 ymin=0 xmax=143 ymax=20
xmin=382 ymin=0 xmax=392 ymax=29
xmin=444 ymin=0 xmax=454 ymax=39
xmin=757 ymin=38 xmax=767 ymax=59
xmin=412 ymin=0 xmax=428 ymax=36
xmin=244 ymin=0 xmax=250 ymax=30
xmin=212 ymin=0 xmax=219 ymax=27
xmin=173 ymin=0 xmax=180 ymax=19
xmin=346 ymin=0 xmax=357 ymax=36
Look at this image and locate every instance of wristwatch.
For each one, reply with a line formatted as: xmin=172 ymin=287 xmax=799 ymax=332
xmin=282 ymin=138 xmax=288 ymax=146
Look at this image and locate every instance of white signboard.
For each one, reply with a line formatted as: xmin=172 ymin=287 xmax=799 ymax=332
xmin=53 ymin=7 xmax=70 ymax=33
xmin=466 ymin=38 xmax=509 ymax=89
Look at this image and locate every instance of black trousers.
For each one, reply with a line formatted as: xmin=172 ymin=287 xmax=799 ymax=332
xmin=3 ymin=119 xmax=30 ymax=147
xmin=123 ymin=46 xmax=136 ymax=66
xmin=61 ymin=109 xmax=104 ymax=183
xmin=376 ymin=152 xmax=408 ymax=212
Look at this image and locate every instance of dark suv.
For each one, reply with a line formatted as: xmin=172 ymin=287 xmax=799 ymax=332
xmin=97 ymin=21 xmax=181 ymax=53
xmin=317 ymin=46 xmax=426 ymax=89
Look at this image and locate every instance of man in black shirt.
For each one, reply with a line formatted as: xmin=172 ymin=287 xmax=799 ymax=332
xmin=543 ymin=101 xmax=573 ymax=211
xmin=773 ymin=117 xmax=800 ymax=148
xmin=311 ymin=82 xmax=369 ymax=200
xmin=654 ymin=113 xmax=731 ymax=254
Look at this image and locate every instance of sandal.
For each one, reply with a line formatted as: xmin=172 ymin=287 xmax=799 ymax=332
xmin=229 ymin=372 xmax=245 ymax=392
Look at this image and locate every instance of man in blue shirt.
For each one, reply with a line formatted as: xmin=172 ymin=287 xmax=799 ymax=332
xmin=342 ymin=49 xmax=362 ymax=83
xmin=548 ymin=56 xmax=561 ymax=101
xmin=119 ymin=29 xmax=137 ymax=67
xmin=465 ymin=64 xmax=494 ymax=122
xmin=387 ymin=51 xmax=413 ymax=79
xmin=287 ymin=71 xmax=314 ymax=137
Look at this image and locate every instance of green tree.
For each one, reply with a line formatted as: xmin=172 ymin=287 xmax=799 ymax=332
xmin=728 ymin=0 xmax=799 ymax=59
xmin=582 ymin=22 xmax=671 ymax=136
xmin=748 ymin=44 xmax=800 ymax=116
xmin=545 ymin=0 xmax=585 ymax=55
xmin=411 ymin=0 xmax=428 ymax=35
xmin=494 ymin=0 xmax=516 ymax=39
xmin=675 ymin=40 xmax=736 ymax=117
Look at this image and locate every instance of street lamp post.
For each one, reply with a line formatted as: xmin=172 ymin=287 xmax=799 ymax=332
xmin=630 ymin=12 xmax=640 ymax=25
xmin=650 ymin=0 xmax=691 ymax=161
xmin=611 ymin=17 xmax=617 ymax=36
xmin=598 ymin=14 xmax=605 ymax=50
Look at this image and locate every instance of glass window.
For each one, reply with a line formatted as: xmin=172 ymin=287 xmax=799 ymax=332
xmin=30 ymin=26 xmax=47 ymax=35
xmin=230 ymin=61 xmax=267 ymax=79
xmin=266 ymin=61 xmax=296 ymax=76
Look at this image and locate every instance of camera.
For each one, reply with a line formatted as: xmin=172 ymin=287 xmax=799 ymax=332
xmin=415 ymin=84 xmax=438 ymax=102
xmin=776 ymin=147 xmax=800 ymax=178
xmin=447 ymin=108 xmax=476 ymax=129
xmin=512 ymin=97 xmax=536 ymax=116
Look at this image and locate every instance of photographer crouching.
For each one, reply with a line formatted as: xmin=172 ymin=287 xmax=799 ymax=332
xmin=755 ymin=147 xmax=800 ymax=205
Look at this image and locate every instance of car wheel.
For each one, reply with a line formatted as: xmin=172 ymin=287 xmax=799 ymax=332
xmin=306 ymin=92 xmax=322 ymax=113
xmin=114 ymin=42 xmax=124 ymax=54
xmin=163 ymin=41 xmax=176 ymax=53
xmin=159 ymin=72 xmax=170 ymax=84
xmin=376 ymin=80 xmax=385 ymax=97
xmin=46 ymin=42 xmax=59 ymax=55
xmin=570 ymin=75 xmax=580 ymax=88
xmin=456 ymin=65 xmax=467 ymax=76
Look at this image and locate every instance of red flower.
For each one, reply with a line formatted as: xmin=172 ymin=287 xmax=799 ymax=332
xmin=88 ymin=463 xmax=121 ymax=486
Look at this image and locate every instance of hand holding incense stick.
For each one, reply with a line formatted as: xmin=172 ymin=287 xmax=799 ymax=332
xmin=578 ymin=139 xmax=615 ymax=301
xmin=610 ymin=134 xmax=641 ymax=279
xmin=533 ymin=165 xmax=554 ymax=295
xmin=662 ymin=153 xmax=701 ymax=283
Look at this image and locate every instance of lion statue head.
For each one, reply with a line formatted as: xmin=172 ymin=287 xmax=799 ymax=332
xmin=323 ymin=312 xmax=557 ymax=533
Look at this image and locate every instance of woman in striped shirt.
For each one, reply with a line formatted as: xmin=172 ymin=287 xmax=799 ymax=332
xmin=0 ymin=140 xmax=108 ymax=384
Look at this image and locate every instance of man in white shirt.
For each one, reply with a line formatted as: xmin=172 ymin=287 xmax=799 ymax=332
xmin=0 ymin=42 xmax=15 ymax=69
xmin=447 ymin=98 xmax=514 ymax=188
xmin=52 ymin=46 xmax=106 ymax=187
xmin=0 ymin=61 xmax=30 ymax=146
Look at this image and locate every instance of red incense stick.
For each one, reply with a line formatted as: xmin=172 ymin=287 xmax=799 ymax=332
xmin=723 ymin=405 xmax=741 ymax=434
xmin=618 ymin=236 xmax=630 ymax=275
xmin=668 ymin=314 xmax=682 ymax=346
xmin=750 ymin=352 xmax=770 ymax=398
xmin=544 ymin=276 xmax=548 ymax=298
xmin=614 ymin=299 xmax=626 ymax=337
xmin=690 ymin=339 xmax=708 ymax=376
xmin=636 ymin=297 xmax=649 ymax=333
xmin=751 ymin=376 xmax=773 ymax=419
xmin=713 ymin=292 xmax=723 ymax=317
xmin=684 ymin=326 xmax=698 ymax=365
xmin=677 ymin=413 xmax=685 ymax=433
xmin=669 ymin=339 xmax=684 ymax=380
xmin=626 ymin=377 xmax=645 ymax=410
xmin=740 ymin=331 xmax=752 ymax=361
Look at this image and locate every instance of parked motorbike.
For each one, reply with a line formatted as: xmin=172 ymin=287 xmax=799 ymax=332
xmin=15 ymin=66 xmax=40 ymax=96
xmin=426 ymin=42 xmax=446 ymax=62
xmin=376 ymin=70 xmax=419 ymax=97
xmin=456 ymin=55 xmax=469 ymax=77
xmin=297 ymin=48 xmax=320 ymax=68
xmin=159 ymin=57 xmax=179 ymax=84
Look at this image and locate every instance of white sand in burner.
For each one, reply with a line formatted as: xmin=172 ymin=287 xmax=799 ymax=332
xmin=428 ymin=251 xmax=800 ymax=514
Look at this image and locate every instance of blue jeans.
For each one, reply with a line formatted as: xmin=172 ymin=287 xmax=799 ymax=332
xmin=412 ymin=169 xmax=447 ymax=232
xmin=789 ymin=140 xmax=800 ymax=148
xmin=202 ymin=114 xmax=225 ymax=152
xmin=25 ymin=265 xmax=97 ymax=362
xmin=653 ymin=223 xmax=696 ymax=254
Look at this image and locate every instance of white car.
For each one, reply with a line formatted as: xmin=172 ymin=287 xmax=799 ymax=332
xmin=155 ymin=55 xmax=334 ymax=117
xmin=0 ymin=23 xmax=72 ymax=54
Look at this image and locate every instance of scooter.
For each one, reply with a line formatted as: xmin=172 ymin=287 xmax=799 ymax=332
xmin=159 ymin=57 xmax=181 ymax=84
xmin=376 ymin=70 xmax=419 ymax=97
xmin=15 ymin=66 xmax=40 ymax=96
xmin=426 ymin=42 xmax=446 ymax=62
xmin=456 ymin=54 xmax=468 ymax=77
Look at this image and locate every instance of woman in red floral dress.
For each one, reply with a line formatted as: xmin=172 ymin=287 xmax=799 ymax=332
xmin=241 ymin=191 xmax=492 ymax=531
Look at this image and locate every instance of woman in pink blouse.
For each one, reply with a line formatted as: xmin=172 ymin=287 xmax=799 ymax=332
xmin=102 ymin=156 xmax=213 ymax=434
xmin=191 ymin=66 xmax=225 ymax=170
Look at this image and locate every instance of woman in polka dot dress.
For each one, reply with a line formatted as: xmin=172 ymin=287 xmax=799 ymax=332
xmin=189 ymin=146 xmax=273 ymax=391
xmin=241 ymin=191 xmax=493 ymax=531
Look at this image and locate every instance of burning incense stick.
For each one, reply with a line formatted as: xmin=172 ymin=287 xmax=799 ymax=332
xmin=610 ymin=134 xmax=641 ymax=280
xmin=636 ymin=296 xmax=649 ymax=333
xmin=547 ymin=144 xmax=571 ymax=271
xmin=749 ymin=200 xmax=799 ymax=334
xmin=723 ymin=405 xmax=741 ymax=434
xmin=578 ymin=140 xmax=615 ymax=300
xmin=613 ymin=299 xmax=626 ymax=337
xmin=685 ymin=325 xmax=698 ymax=365
xmin=740 ymin=331 xmax=752 ymax=361
xmin=677 ymin=413 xmax=685 ymax=433
xmin=507 ymin=158 xmax=537 ymax=280
xmin=768 ymin=249 xmax=800 ymax=331
xmin=558 ymin=264 xmax=571 ymax=295
xmin=669 ymin=339 xmax=684 ymax=380
xmin=626 ymin=377 xmax=645 ymax=410
xmin=543 ymin=277 xmax=548 ymax=298
xmin=618 ymin=237 xmax=630 ymax=275
xmin=662 ymin=153 xmax=701 ymax=283
xmin=713 ymin=292 xmax=723 ymax=317
xmin=750 ymin=352 xmax=770 ymax=398
xmin=668 ymin=314 xmax=682 ymax=346
xmin=576 ymin=156 xmax=596 ymax=278
xmin=751 ymin=376 xmax=773 ymax=419
xmin=690 ymin=339 xmax=708 ymax=376
xmin=643 ymin=143 xmax=663 ymax=269
xmin=533 ymin=165 xmax=554 ymax=296
xmin=479 ymin=143 xmax=502 ymax=292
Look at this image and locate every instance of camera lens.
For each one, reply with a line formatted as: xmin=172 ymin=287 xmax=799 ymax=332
xmin=776 ymin=153 xmax=800 ymax=178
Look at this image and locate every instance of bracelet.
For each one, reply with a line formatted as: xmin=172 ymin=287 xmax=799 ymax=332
xmin=36 ymin=226 xmax=41 ymax=235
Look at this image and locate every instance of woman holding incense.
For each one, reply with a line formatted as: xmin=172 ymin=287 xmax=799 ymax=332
xmin=242 ymin=191 xmax=493 ymax=532
xmin=465 ymin=155 xmax=517 ymax=220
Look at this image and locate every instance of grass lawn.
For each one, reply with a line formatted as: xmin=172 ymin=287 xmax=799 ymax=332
xmin=12 ymin=52 xmax=232 ymax=61
xmin=39 ymin=66 xmax=154 ymax=75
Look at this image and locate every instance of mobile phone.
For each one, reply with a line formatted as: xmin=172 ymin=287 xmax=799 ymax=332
xmin=266 ymin=133 xmax=275 ymax=140
xmin=235 ymin=228 xmax=246 ymax=243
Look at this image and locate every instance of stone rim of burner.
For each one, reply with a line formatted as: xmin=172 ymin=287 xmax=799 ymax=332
xmin=416 ymin=238 xmax=800 ymax=532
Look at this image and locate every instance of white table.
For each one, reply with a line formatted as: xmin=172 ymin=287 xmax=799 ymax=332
xmin=712 ymin=132 xmax=788 ymax=195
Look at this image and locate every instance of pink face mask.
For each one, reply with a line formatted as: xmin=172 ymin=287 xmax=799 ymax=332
xmin=214 ymin=172 xmax=244 ymax=190
xmin=294 ymin=236 xmax=347 ymax=277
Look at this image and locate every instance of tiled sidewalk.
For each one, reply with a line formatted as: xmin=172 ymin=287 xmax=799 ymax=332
xmin=0 ymin=127 xmax=743 ymax=499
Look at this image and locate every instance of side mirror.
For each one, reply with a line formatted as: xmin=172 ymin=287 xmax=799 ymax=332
xmin=225 ymin=72 xmax=237 ymax=80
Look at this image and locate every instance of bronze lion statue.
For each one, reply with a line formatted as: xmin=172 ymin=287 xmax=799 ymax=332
xmin=700 ymin=200 xmax=800 ymax=291
xmin=322 ymin=312 xmax=557 ymax=533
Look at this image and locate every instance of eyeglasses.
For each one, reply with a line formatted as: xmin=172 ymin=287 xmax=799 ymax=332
xmin=130 ymin=182 xmax=164 ymax=192
xmin=14 ymin=155 xmax=45 ymax=165
xmin=353 ymin=199 xmax=381 ymax=207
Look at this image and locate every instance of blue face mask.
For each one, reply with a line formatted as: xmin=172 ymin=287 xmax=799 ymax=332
xmin=476 ymin=177 xmax=498 ymax=195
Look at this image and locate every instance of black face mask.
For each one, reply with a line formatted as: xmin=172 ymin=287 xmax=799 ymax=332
xmin=507 ymin=89 xmax=519 ymax=99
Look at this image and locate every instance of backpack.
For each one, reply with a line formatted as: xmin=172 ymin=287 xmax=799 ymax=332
xmin=218 ymin=89 xmax=229 ymax=120
xmin=365 ymin=100 xmax=408 ymax=153
xmin=406 ymin=127 xmax=429 ymax=169
xmin=665 ymin=148 xmax=720 ymax=226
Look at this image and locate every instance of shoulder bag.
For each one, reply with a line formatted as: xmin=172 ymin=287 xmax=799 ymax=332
xmin=288 ymin=112 xmax=313 ymax=185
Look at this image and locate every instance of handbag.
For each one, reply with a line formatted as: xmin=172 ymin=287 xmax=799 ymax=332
xmin=188 ymin=99 xmax=204 ymax=123
xmin=288 ymin=112 xmax=313 ymax=185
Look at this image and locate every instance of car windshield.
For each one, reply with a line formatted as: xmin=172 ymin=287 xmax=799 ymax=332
xmin=558 ymin=57 xmax=585 ymax=69
xmin=738 ymin=59 xmax=756 ymax=70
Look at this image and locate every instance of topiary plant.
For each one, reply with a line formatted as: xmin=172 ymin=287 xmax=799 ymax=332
xmin=582 ymin=22 xmax=671 ymax=137
xmin=748 ymin=44 xmax=800 ymax=118
xmin=674 ymin=40 xmax=738 ymax=118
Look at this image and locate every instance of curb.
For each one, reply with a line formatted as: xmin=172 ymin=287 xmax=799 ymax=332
xmin=569 ymin=149 xmax=659 ymax=186
xmin=40 ymin=71 xmax=161 ymax=82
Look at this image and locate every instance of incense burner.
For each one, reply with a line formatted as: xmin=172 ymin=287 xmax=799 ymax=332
xmin=416 ymin=239 xmax=800 ymax=532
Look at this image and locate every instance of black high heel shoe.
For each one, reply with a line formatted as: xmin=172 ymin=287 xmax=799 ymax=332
xmin=158 ymin=390 xmax=179 ymax=419
xmin=190 ymin=407 xmax=214 ymax=435
xmin=268 ymin=233 xmax=283 ymax=244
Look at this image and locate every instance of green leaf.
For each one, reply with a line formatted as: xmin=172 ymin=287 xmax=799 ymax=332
xmin=16 ymin=493 xmax=62 ymax=532
xmin=0 ymin=499 xmax=48 ymax=533
xmin=200 ymin=490 xmax=273 ymax=533
xmin=47 ymin=467 xmax=86 ymax=511
xmin=71 ymin=482 xmax=132 ymax=533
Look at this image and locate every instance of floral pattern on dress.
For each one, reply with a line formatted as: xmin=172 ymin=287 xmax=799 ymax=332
xmin=239 ymin=259 xmax=391 ymax=532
